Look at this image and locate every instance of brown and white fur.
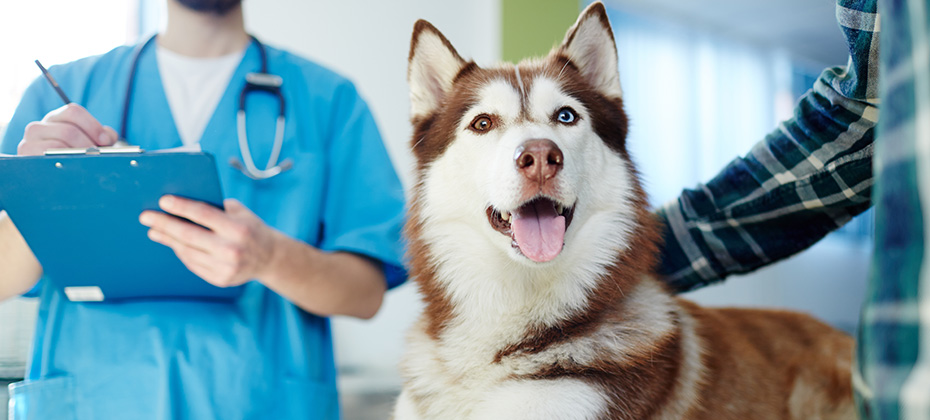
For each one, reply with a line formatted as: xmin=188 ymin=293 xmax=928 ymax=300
xmin=393 ymin=3 xmax=856 ymax=419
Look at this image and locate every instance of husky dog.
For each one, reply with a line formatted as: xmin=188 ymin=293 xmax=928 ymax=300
xmin=393 ymin=3 xmax=856 ymax=419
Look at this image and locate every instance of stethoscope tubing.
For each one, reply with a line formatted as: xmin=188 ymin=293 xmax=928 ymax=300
xmin=120 ymin=34 xmax=290 ymax=180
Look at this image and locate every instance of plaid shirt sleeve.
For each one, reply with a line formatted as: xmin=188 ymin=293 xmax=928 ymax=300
xmin=857 ymin=0 xmax=930 ymax=418
xmin=654 ymin=0 xmax=880 ymax=293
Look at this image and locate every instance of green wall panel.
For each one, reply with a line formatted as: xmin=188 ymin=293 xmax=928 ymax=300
xmin=501 ymin=0 xmax=582 ymax=63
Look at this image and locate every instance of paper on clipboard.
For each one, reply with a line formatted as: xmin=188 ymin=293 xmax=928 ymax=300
xmin=0 ymin=142 xmax=201 ymax=158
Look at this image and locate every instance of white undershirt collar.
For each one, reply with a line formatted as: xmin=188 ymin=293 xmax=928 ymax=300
xmin=155 ymin=45 xmax=246 ymax=146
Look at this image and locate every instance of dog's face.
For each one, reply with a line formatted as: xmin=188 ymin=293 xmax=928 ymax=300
xmin=408 ymin=3 xmax=643 ymax=273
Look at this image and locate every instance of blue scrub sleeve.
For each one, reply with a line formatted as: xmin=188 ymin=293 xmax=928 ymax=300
xmin=2 ymin=76 xmax=61 ymax=153
xmin=2 ymin=76 xmax=61 ymax=298
xmin=317 ymin=83 xmax=408 ymax=289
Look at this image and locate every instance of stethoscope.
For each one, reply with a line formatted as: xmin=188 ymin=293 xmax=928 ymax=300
xmin=120 ymin=34 xmax=292 ymax=180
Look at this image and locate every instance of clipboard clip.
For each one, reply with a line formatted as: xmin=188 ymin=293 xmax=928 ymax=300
xmin=45 ymin=145 xmax=143 ymax=156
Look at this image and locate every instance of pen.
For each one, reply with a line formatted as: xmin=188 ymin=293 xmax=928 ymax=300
xmin=34 ymin=59 xmax=129 ymax=147
xmin=35 ymin=60 xmax=72 ymax=104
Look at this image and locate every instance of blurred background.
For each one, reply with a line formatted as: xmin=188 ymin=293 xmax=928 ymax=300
xmin=0 ymin=0 xmax=869 ymax=419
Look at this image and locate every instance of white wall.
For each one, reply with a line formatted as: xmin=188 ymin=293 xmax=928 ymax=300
xmin=242 ymin=0 xmax=502 ymax=391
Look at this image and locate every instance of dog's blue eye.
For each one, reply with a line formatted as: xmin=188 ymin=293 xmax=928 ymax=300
xmin=557 ymin=108 xmax=576 ymax=124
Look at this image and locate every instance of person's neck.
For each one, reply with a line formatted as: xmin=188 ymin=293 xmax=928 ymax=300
xmin=158 ymin=2 xmax=250 ymax=57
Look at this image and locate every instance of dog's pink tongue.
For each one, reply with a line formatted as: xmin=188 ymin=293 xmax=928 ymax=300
xmin=512 ymin=200 xmax=565 ymax=262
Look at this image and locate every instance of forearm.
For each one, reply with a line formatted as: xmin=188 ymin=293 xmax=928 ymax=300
xmin=0 ymin=211 xmax=42 ymax=301
xmin=259 ymin=231 xmax=386 ymax=319
xmin=657 ymin=78 xmax=876 ymax=292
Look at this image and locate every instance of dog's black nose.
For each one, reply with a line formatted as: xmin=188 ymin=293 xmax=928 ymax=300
xmin=515 ymin=139 xmax=563 ymax=184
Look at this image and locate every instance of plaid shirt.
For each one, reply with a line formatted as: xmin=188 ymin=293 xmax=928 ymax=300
xmin=858 ymin=0 xmax=930 ymax=418
xmin=656 ymin=0 xmax=930 ymax=417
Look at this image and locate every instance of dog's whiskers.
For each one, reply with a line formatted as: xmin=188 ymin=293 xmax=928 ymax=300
xmin=411 ymin=135 xmax=428 ymax=151
xmin=556 ymin=60 xmax=571 ymax=81
xmin=514 ymin=66 xmax=528 ymax=105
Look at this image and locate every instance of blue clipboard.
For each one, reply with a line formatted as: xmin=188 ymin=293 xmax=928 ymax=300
xmin=0 ymin=148 xmax=244 ymax=302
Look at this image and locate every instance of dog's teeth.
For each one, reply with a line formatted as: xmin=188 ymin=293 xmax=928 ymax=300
xmin=556 ymin=204 xmax=565 ymax=215
xmin=501 ymin=212 xmax=511 ymax=222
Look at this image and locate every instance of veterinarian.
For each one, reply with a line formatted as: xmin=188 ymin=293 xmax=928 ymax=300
xmin=655 ymin=0 xmax=930 ymax=418
xmin=0 ymin=0 xmax=405 ymax=419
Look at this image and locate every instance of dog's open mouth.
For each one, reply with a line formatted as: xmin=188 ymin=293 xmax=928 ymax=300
xmin=486 ymin=198 xmax=575 ymax=263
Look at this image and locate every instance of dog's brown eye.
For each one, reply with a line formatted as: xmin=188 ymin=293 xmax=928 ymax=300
xmin=469 ymin=115 xmax=494 ymax=133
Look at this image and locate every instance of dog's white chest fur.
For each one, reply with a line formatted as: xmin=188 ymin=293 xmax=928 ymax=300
xmin=394 ymin=280 xmax=687 ymax=420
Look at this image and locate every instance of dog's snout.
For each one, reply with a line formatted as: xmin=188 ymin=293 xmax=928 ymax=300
xmin=514 ymin=139 xmax=563 ymax=184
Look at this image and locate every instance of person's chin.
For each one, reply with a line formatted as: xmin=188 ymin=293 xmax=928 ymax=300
xmin=175 ymin=0 xmax=242 ymax=15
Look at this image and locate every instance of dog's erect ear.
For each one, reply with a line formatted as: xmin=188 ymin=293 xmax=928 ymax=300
xmin=408 ymin=20 xmax=468 ymax=119
xmin=558 ymin=2 xmax=622 ymax=99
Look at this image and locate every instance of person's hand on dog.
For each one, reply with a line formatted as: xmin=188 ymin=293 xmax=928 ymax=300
xmin=139 ymin=195 xmax=282 ymax=288
xmin=17 ymin=103 xmax=119 ymax=156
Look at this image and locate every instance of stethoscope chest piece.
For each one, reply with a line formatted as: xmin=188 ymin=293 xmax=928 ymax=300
xmin=229 ymin=71 xmax=292 ymax=180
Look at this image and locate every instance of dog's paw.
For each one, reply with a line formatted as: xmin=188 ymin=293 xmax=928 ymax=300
xmin=471 ymin=379 xmax=607 ymax=420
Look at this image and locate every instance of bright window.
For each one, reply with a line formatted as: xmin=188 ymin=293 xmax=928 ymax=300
xmin=0 ymin=1 xmax=139 ymax=138
xmin=606 ymin=9 xmax=790 ymax=208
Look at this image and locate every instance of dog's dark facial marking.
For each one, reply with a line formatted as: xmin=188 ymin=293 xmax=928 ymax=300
xmin=543 ymin=55 xmax=631 ymax=159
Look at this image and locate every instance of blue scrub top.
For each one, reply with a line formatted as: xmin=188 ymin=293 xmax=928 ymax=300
xmin=1 ymin=39 xmax=406 ymax=420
